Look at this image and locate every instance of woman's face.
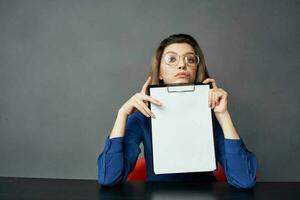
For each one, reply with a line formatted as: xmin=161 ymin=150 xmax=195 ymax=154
xmin=159 ymin=43 xmax=197 ymax=84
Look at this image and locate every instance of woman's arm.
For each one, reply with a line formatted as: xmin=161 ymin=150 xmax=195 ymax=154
xmin=98 ymin=76 xmax=161 ymax=186
xmin=109 ymin=110 xmax=129 ymax=139
xmin=202 ymin=78 xmax=257 ymax=188
xmin=97 ymin=111 xmax=142 ymax=186
xmin=214 ymin=112 xmax=257 ymax=189
xmin=215 ymin=111 xmax=240 ymax=139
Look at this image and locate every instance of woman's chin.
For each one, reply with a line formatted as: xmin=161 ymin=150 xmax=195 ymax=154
xmin=164 ymin=78 xmax=192 ymax=85
xmin=173 ymin=79 xmax=190 ymax=84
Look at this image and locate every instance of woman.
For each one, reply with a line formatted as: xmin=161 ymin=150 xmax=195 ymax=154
xmin=97 ymin=33 xmax=257 ymax=189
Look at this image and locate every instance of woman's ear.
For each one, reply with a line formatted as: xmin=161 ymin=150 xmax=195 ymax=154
xmin=158 ymin=73 xmax=164 ymax=85
xmin=159 ymin=73 xmax=163 ymax=80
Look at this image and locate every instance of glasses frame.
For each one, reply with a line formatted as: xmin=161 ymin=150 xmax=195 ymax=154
xmin=162 ymin=52 xmax=200 ymax=68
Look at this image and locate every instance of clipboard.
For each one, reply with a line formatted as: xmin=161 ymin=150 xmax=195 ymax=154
xmin=147 ymin=82 xmax=217 ymax=175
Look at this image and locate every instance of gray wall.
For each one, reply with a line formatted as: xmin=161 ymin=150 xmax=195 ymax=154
xmin=0 ymin=0 xmax=299 ymax=181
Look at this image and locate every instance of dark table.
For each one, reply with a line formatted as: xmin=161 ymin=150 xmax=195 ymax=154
xmin=0 ymin=177 xmax=299 ymax=200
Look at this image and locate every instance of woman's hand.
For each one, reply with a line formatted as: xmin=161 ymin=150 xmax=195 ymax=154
xmin=119 ymin=76 xmax=162 ymax=118
xmin=202 ymin=78 xmax=228 ymax=114
xmin=202 ymin=78 xmax=240 ymax=139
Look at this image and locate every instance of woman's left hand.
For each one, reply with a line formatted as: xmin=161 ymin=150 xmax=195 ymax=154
xmin=202 ymin=78 xmax=228 ymax=114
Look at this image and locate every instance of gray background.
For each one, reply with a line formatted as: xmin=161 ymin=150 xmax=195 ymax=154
xmin=0 ymin=0 xmax=299 ymax=181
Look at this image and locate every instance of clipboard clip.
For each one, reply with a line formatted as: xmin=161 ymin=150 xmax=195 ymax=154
xmin=167 ymin=84 xmax=195 ymax=93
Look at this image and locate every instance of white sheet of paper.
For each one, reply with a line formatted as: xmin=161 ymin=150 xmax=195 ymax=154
xmin=150 ymin=84 xmax=216 ymax=174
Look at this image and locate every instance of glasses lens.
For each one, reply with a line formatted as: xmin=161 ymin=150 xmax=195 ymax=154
xmin=164 ymin=53 xmax=178 ymax=66
xmin=185 ymin=55 xmax=199 ymax=65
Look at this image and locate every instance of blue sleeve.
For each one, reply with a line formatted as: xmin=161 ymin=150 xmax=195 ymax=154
xmin=214 ymin=118 xmax=258 ymax=189
xmin=97 ymin=112 xmax=142 ymax=186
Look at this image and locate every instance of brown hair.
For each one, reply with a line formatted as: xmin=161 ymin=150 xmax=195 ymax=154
xmin=147 ymin=33 xmax=210 ymax=85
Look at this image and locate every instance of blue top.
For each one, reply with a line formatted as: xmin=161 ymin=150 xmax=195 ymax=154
xmin=98 ymin=111 xmax=257 ymax=189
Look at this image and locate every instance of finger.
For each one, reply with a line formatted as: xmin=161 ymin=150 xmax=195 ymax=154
xmin=134 ymin=94 xmax=155 ymax=117
xmin=212 ymin=92 xmax=216 ymax=109
xmin=221 ymin=89 xmax=228 ymax=98
xmin=215 ymin=92 xmax=222 ymax=106
xmin=211 ymin=92 xmax=214 ymax=109
xmin=208 ymin=90 xmax=212 ymax=108
xmin=134 ymin=102 xmax=150 ymax=118
xmin=210 ymin=89 xmax=216 ymax=108
xmin=132 ymin=97 xmax=151 ymax=117
xmin=139 ymin=93 xmax=162 ymax=106
xmin=202 ymin=78 xmax=215 ymax=83
xmin=141 ymin=76 xmax=152 ymax=94
xmin=135 ymin=98 xmax=155 ymax=118
xmin=202 ymin=78 xmax=218 ymax=88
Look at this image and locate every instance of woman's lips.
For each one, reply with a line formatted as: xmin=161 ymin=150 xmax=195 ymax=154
xmin=176 ymin=75 xmax=189 ymax=78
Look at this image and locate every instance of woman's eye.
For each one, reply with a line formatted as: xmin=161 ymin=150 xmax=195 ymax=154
xmin=167 ymin=56 xmax=177 ymax=63
xmin=187 ymin=56 xmax=196 ymax=64
xmin=188 ymin=59 xmax=195 ymax=63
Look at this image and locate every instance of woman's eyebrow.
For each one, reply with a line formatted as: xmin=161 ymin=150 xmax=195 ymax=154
xmin=165 ymin=51 xmax=195 ymax=55
xmin=184 ymin=52 xmax=195 ymax=55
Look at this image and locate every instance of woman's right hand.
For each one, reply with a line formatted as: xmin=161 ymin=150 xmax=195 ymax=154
xmin=118 ymin=76 xmax=162 ymax=118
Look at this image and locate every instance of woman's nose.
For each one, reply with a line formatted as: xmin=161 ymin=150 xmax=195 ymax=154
xmin=178 ymin=57 xmax=187 ymax=69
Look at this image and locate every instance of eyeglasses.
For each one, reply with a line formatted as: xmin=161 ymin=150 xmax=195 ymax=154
xmin=162 ymin=52 xmax=200 ymax=68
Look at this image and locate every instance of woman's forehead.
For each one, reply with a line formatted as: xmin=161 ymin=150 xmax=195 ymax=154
xmin=163 ymin=43 xmax=195 ymax=55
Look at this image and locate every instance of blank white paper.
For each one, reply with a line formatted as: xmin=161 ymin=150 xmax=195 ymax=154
xmin=150 ymin=84 xmax=216 ymax=174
